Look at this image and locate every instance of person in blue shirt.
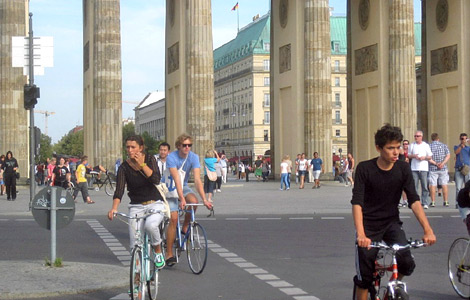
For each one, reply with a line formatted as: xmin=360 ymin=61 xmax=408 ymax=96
xmin=310 ymin=152 xmax=324 ymax=189
xmin=455 ymin=133 xmax=470 ymax=208
xmin=163 ymin=134 xmax=212 ymax=266
xmin=204 ymin=149 xmax=220 ymax=204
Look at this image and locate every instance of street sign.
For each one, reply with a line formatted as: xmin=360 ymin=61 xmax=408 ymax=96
xmin=12 ymin=36 xmax=53 ymax=76
xmin=31 ymin=187 xmax=75 ymax=230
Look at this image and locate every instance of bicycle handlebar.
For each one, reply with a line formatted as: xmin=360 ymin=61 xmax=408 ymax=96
xmin=113 ymin=208 xmax=162 ymax=220
xmin=369 ymin=240 xmax=427 ymax=251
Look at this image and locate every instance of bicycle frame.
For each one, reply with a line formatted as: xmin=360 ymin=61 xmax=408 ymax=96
xmin=175 ymin=203 xmax=204 ymax=251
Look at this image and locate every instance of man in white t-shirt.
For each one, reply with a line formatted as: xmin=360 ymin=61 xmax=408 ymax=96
xmin=408 ymin=130 xmax=433 ymax=209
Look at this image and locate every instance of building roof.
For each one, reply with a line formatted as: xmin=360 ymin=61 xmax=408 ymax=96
xmin=135 ymin=91 xmax=165 ymax=110
xmin=213 ymin=13 xmax=270 ymax=71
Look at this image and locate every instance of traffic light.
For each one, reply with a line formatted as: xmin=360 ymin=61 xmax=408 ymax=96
xmin=24 ymin=84 xmax=40 ymax=110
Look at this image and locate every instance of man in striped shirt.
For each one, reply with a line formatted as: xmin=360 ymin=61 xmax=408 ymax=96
xmin=428 ymin=133 xmax=450 ymax=207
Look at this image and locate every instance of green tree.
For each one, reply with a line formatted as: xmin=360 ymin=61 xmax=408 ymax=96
xmin=37 ymin=134 xmax=53 ymax=163
xmin=141 ymin=131 xmax=158 ymax=156
xmin=53 ymin=130 xmax=84 ymax=157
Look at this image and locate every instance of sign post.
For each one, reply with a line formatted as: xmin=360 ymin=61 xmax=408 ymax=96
xmin=31 ymin=187 xmax=75 ymax=264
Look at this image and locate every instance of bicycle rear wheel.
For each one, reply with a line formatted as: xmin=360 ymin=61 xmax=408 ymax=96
xmin=186 ymin=222 xmax=208 ymax=274
xmin=147 ymin=245 xmax=159 ymax=300
xmin=130 ymin=247 xmax=145 ymax=300
xmin=105 ymin=180 xmax=116 ymax=196
xmin=449 ymin=237 xmax=470 ymax=298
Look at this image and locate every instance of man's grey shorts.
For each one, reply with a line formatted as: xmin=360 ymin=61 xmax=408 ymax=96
xmin=428 ymin=170 xmax=449 ymax=186
xmin=167 ymin=185 xmax=195 ymax=212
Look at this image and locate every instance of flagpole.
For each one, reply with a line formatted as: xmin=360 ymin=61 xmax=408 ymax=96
xmin=237 ymin=6 xmax=240 ymax=33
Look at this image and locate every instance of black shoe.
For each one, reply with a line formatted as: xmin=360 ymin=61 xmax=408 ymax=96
xmin=165 ymin=256 xmax=177 ymax=267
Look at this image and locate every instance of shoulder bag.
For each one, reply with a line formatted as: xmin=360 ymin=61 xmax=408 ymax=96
xmin=459 ymin=150 xmax=470 ymax=176
xmin=205 ymin=165 xmax=217 ymax=181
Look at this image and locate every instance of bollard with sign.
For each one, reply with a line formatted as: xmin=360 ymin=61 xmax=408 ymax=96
xmin=31 ymin=187 xmax=75 ymax=263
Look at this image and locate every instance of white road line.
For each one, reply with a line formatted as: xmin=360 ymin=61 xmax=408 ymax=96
xmin=86 ymin=220 xmax=130 ymax=266
xmin=427 ymin=215 xmax=443 ymax=218
xmin=320 ymin=217 xmax=344 ymax=220
xmin=257 ymin=217 xmax=282 ymax=220
xmin=207 ymin=241 xmax=317 ymax=299
xmin=289 ymin=217 xmax=314 ymax=220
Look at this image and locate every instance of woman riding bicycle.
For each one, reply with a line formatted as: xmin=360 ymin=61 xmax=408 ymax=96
xmin=108 ymin=135 xmax=166 ymax=269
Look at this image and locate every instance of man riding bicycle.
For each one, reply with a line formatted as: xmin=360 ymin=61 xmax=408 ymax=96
xmin=162 ymin=133 xmax=212 ymax=266
xmin=351 ymin=124 xmax=436 ymax=300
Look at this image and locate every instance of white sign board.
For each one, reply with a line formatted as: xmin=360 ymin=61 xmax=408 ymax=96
xmin=12 ymin=36 xmax=53 ymax=76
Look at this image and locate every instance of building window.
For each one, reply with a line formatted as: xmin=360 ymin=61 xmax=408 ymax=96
xmin=335 ymin=77 xmax=340 ymax=87
xmin=264 ymin=93 xmax=270 ymax=107
xmin=264 ymin=42 xmax=270 ymax=51
xmin=264 ymin=130 xmax=269 ymax=141
xmin=264 ymin=111 xmax=270 ymax=124
xmin=335 ymin=111 xmax=341 ymax=124
xmin=334 ymin=60 xmax=340 ymax=72
xmin=336 ymin=129 xmax=340 ymax=137
xmin=263 ymin=59 xmax=270 ymax=71
xmin=335 ymin=93 xmax=340 ymax=106
xmin=334 ymin=42 xmax=340 ymax=53
xmin=264 ymin=77 xmax=270 ymax=86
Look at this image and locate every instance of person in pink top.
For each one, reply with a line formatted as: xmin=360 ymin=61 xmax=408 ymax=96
xmin=46 ymin=157 xmax=56 ymax=185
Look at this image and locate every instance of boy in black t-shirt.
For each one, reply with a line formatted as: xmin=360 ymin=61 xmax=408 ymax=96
xmin=351 ymin=124 xmax=436 ymax=300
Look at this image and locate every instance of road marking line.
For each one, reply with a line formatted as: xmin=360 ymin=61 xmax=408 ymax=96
xmin=427 ymin=215 xmax=443 ymax=218
xmin=256 ymin=217 xmax=282 ymax=220
xmin=86 ymin=220 xmax=129 ymax=266
xmin=321 ymin=217 xmax=344 ymax=220
xmin=451 ymin=215 xmax=461 ymax=218
xmin=289 ymin=217 xmax=314 ymax=220
xmin=209 ymin=242 xmax=318 ymax=299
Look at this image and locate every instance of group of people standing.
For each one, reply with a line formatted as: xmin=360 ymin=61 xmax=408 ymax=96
xmin=279 ymin=152 xmax=325 ymax=190
xmin=400 ymin=130 xmax=470 ymax=210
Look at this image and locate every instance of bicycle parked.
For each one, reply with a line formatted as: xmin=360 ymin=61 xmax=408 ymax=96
xmin=114 ymin=208 xmax=166 ymax=300
xmin=161 ymin=203 xmax=208 ymax=274
xmin=353 ymin=240 xmax=427 ymax=300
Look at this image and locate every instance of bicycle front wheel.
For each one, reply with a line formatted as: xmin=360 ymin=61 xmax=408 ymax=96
xmin=449 ymin=237 xmax=470 ymax=298
xmin=388 ymin=286 xmax=409 ymax=300
xmin=186 ymin=222 xmax=208 ymax=274
xmin=130 ymin=247 xmax=145 ymax=300
xmin=105 ymin=180 xmax=116 ymax=196
xmin=147 ymin=246 xmax=159 ymax=300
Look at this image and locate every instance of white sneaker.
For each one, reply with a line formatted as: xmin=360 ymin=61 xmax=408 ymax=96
xmin=423 ymin=205 xmax=429 ymax=209
xmin=217 ymin=189 xmax=221 ymax=192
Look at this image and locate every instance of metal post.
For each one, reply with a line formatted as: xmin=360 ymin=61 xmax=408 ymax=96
xmin=28 ymin=13 xmax=36 ymax=208
xmin=50 ymin=187 xmax=57 ymax=263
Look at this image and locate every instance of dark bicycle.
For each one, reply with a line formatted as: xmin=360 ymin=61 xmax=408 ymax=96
xmin=88 ymin=171 xmax=116 ymax=196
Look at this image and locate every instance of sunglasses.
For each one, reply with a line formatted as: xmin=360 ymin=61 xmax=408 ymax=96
xmin=461 ymin=138 xmax=468 ymax=140
xmin=182 ymin=144 xmax=192 ymax=148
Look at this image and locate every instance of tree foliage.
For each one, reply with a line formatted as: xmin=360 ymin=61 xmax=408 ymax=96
xmin=53 ymin=130 xmax=84 ymax=157
xmin=37 ymin=134 xmax=53 ymax=163
xmin=141 ymin=131 xmax=159 ymax=156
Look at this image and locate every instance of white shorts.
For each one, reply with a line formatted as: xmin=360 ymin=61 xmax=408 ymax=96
xmin=313 ymin=170 xmax=321 ymax=180
xmin=428 ymin=170 xmax=449 ymax=186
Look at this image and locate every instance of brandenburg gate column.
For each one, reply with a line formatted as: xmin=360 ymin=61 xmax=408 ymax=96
xmin=389 ymin=0 xmax=417 ymax=142
xmin=348 ymin=0 xmax=417 ymax=163
xmin=165 ymin=0 xmax=215 ymax=158
xmin=0 ymin=0 xmax=29 ymax=174
xmin=83 ymin=0 xmax=122 ymax=170
xmin=425 ymin=0 xmax=470 ymax=144
xmin=304 ymin=0 xmax=332 ymax=172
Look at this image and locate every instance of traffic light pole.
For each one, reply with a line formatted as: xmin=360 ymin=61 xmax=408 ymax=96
xmin=28 ymin=13 xmax=36 ymax=209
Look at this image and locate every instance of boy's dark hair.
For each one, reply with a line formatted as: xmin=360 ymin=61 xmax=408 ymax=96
xmin=374 ymin=124 xmax=403 ymax=148
xmin=159 ymin=142 xmax=171 ymax=151
xmin=460 ymin=133 xmax=468 ymax=138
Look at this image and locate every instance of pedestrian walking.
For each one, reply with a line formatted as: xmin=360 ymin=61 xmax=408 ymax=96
xmin=72 ymin=156 xmax=95 ymax=204
xmin=220 ymin=154 xmax=228 ymax=183
xmin=280 ymin=155 xmax=290 ymax=190
xmin=2 ymin=151 xmax=18 ymax=201
xmin=455 ymin=133 xmax=470 ymax=209
xmin=204 ymin=149 xmax=220 ymax=203
xmin=310 ymin=152 xmax=324 ymax=189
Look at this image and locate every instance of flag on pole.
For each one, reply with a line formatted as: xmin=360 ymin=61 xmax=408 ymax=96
xmin=231 ymin=2 xmax=239 ymax=11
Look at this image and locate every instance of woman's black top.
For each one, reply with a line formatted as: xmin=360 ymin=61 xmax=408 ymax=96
xmin=113 ymin=154 xmax=163 ymax=204
xmin=53 ymin=165 xmax=70 ymax=187
xmin=3 ymin=158 xmax=18 ymax=174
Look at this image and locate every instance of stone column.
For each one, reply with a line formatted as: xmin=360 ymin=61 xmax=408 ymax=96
xmin=304 ymin=0 xmax=332 ymax=171
xmin=185 ymin=0 xmax=215 ymax=160
xmin=84 ymin=0 xmax=122 ymax=170
xmin=389 ymin=0 xmax=417 ymax=140
xmin=0 ymin=0 xmax=29 ymax=174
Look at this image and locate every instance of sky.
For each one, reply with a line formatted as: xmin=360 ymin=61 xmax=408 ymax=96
xmin=28 ymin=0 xmax=420 ymax=143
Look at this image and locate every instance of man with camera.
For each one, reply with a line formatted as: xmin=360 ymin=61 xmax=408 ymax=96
xmin=455 ymin=133 xmax=470 ymax=208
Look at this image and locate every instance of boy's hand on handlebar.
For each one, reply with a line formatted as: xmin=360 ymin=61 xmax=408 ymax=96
xmin=422 ymin=232 xmax=436 ymax=246
xmin=357 ymin=235 xmax=372 ymax=248
xmin=179 ymin=197 xmax=186 ymax=209
xmin=203 ymin=199 xmax=213 ymax=210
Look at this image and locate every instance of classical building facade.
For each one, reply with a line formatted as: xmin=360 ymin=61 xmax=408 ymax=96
xmin=213 ymin=14 xmax=271 ymax=163
xmin=134 ymin=91 xmax=166 ymax=141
